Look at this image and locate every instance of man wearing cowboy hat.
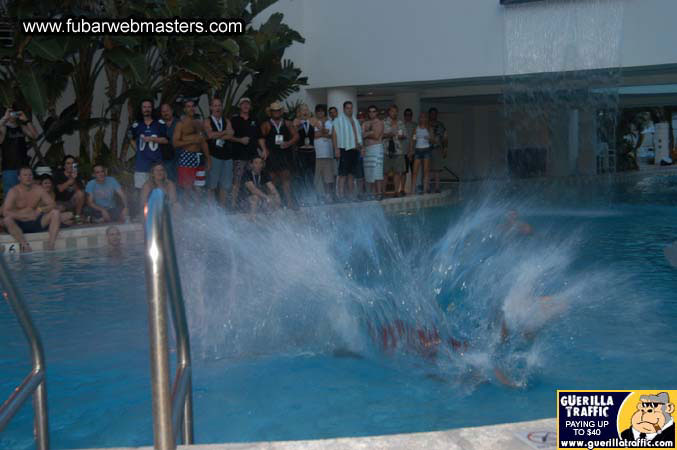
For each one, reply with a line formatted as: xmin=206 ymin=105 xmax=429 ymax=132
xmin=258 ymin=101 xmax=299 ymax=209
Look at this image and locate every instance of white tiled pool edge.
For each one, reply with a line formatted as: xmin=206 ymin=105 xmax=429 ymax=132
xmin=0 ymin=222 xmax=143 ymax=254
xmin=95 ymin=417 xmax=556 ymax=450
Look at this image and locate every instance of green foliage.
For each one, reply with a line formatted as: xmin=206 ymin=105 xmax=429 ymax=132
xmin=1 ymin=0 xmax=306 ymax=175
xmin=41 ymin=141 xmax=65 ymax=170
xmin=284 ymin=98 xmax=303 ymax=121
xmin=220 ymin=10 xmax=307 ymax=119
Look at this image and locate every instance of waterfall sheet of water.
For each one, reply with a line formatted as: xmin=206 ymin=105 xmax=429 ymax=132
xmin=502 ymin=0 xmax=625 ymax=177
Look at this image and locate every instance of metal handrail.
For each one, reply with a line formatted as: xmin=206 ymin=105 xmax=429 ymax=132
xmin=0 ymin=257 xmax=49 ymax=449
xmin=443 ymin=166 xmax=461 ymax=182
xmin=144 ymin=188 xmax=194 ymax=449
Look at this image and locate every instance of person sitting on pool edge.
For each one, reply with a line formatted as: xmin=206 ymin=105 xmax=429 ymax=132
xmin=140 ymin=162 xmax=179 ymax=212
xmin=3 ymin=166 xmax=62 ymax=252
xmin=54 ymin=155 xmax=86 ymax=223
xmin=39 ymin=174 xmax=74 ymax=226
xmin=85 ymin=164 xmax=129 ymax=223
xmin=240 ymin=155 xmax=281 ymax=217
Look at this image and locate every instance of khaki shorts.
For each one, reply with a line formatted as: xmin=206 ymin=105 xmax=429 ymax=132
xmin=315 ymin=158 xmax=336 ymax=185
xmin=384 ymin=154 xmax=406 ymax=174
xmin=134 ymin=171 xmax=149 ymax=189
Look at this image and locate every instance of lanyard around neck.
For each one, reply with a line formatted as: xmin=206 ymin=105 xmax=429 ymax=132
xmin=211 ymin=115 xmax=223 ymax=131
xmin=271 ymin=119 xmax=283 ymax=134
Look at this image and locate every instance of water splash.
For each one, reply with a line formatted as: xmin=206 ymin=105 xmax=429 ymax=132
xmin=172 ymin=196 xmax=625 ymax=389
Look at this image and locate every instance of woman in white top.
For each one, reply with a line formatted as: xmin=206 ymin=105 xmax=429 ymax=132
xmin=311 ymin=104 xmax=335 ymax=202
xmin=408 ymin=112 xmax=436 ymax=195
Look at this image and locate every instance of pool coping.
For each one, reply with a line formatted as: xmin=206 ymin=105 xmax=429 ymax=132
xmin=0 ymin=222 xmax=144 ymax=254
xmin=463 ymin=165 xmax=677 ymax=188
xmin=90 ymin=417 xmax=557 ymax=450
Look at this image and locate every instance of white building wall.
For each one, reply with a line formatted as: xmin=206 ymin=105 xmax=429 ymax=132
xmin=54 ymin=0 xmax=677 ymax=174
xmin=263 ymin=0 xmax=677 ymax=90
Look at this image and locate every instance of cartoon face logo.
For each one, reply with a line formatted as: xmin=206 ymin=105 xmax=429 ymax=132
xmin=632 ymin=394 xmax=674 ymax=433
xmin=621 ymin=392 xmax=675 ymax=442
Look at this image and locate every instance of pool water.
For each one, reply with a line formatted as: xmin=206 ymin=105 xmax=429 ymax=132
xmin=1 ymin=176 xmax=676 ymax=449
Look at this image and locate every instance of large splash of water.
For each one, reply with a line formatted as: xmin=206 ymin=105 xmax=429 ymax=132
xmin=172 ymin=194 xmax=625 ymax=389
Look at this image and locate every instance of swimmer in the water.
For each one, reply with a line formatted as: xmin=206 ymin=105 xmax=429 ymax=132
xmin=106 ymin=225 xmax=123 ymax=257
xmin=504 ymin=209 xmax=533 ymax=236
xmin=370 ymin=294 xmax=565 ymax=387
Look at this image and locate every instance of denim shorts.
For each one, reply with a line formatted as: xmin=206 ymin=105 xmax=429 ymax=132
xmin=415 ymin=147 xmax=432 ymax=160
xmin=206 ymin=157 xmax=233 ymax=190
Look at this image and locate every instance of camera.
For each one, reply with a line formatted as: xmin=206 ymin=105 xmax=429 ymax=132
xmin=10 ymin=111 xmax=20 ymax=118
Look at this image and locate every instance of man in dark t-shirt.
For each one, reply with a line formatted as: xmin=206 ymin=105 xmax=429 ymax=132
xmin=230 ymin=97 xmax=260 ymax=208
xmin=0 ymin=108 xmax=38 ymax=197
xmin=240 ymin=156 xmax=280 ymax=216
xmin=53 ymin=155 xmax=85 ymax=221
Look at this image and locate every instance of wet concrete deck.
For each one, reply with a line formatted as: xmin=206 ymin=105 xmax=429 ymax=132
xmin=95 ymin=417 xmax=557 ymax=450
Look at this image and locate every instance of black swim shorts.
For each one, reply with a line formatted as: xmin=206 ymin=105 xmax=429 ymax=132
xmin=16 ymin=214 xmax=46 ymax=234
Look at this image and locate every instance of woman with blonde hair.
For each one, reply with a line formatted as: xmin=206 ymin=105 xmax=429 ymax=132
xmin=408 ymin=112 xmax=436 ymax=195
xmin=140 ymin=162 xmax=179 ymax=210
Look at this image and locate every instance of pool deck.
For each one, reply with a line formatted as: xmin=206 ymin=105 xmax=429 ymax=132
xmin=0 ymin=189 xmax=460 ymax=255
xmin=4 ymin=164 xmax=677 ymax=255
xmin=95 ymin=417 xmax=557 ymax=450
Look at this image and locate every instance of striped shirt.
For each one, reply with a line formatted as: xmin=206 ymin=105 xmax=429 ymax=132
xmin=334 ymin=113 xmax=363 ymax=150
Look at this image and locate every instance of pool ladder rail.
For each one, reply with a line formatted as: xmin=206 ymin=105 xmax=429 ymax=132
xmin=0 ymin=188 xmax=193 ymax=450
xmin=0 ymin=257 xmax=49 ymax=449
xmin=145 ymin=188 xmax=195 ymax=449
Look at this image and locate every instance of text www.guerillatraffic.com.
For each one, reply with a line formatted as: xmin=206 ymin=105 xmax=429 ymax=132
xmin=20 ymin=17 xmax=245 ymax=35
xmin=560 ymin=437 xmax=674 ymax=448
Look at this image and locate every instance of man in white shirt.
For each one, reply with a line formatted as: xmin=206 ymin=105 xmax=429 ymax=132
xmin=331 ymin=101 xmax=363 ymax=200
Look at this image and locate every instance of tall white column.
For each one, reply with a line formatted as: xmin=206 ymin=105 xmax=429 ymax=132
xmin=568 ymin=109 xmax=579 ymax=174
xmin=394 ymin=92 xmax=420 ymax=120
xmin=327 ymin=87 xmax=358 ymax=115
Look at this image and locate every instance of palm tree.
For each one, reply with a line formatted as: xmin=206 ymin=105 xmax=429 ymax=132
xmin=219 ymin=8 xmax=307 ymax=119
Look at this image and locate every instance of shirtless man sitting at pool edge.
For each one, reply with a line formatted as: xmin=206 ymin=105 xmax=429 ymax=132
xmin=3 ymin=166 xmax=62 ymax=252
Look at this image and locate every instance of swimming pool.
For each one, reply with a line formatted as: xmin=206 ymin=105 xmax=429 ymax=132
xmin=1 ymin=176 xmax=676 ymax=449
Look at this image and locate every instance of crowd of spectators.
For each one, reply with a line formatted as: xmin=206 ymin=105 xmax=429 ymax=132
xmin=0 ymin=99 xmax=449 ymax=251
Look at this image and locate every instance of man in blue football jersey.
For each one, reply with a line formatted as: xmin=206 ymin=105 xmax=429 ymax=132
xmin=130 ymin=99 xmax=169 ymax=192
